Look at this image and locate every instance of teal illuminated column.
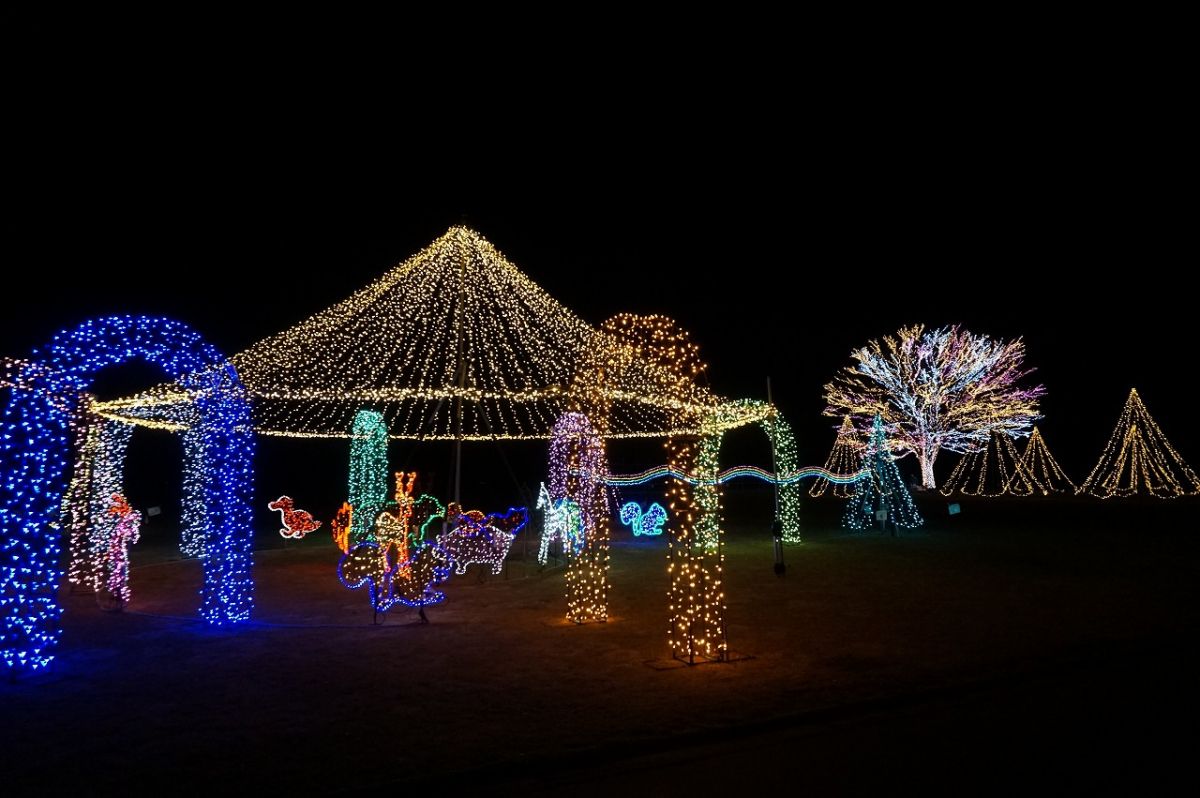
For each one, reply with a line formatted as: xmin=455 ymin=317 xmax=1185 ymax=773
xmin=349 ymin=409 xmax=389 ymax=543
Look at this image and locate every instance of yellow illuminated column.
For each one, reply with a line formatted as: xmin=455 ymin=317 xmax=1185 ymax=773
xmin=665 ymin=430 xmax=727 ymax=663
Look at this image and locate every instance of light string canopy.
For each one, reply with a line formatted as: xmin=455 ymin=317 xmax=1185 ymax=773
xmin=93 ymin=228 xmax=759 ymax=442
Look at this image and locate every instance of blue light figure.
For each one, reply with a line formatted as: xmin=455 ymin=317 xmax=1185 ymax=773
xmin=619 ymin=501 xmax=667 ymax=536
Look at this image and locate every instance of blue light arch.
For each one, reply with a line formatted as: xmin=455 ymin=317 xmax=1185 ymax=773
xmin=0 ymin=316 xmax=255 ymax=672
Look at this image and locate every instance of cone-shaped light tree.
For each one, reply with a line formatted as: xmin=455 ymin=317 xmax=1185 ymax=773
xmin=1079 ymin=388 xmax=1200 ymax=498
xmin=810 ymin=416 xmax=861 ymax=498
xmin=844 ymin=415 xmax=923 ymax=531
xmin=825 ymin=325 xmax=1044 ymax=489
xmin=939 ymin=430 xmax=1037 ymax=496
xmin=1019 ymin=427 xmax=1076 ymax=495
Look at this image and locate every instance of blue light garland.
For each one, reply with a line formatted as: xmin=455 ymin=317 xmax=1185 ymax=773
xmin=0 ymin=315 xmax=255 ymax=673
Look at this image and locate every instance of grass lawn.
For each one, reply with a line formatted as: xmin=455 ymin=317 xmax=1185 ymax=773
xmin=3 ymin=495 xmax=1197 ymax=792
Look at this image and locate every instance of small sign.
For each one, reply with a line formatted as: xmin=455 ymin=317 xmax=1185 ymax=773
xmin=147 ymin=506 xmax=162 ymax=517
xmin=947 ymin=503 xmax=961 ymax=516
xmin=875 ymin=509 xmax=888 ymax=521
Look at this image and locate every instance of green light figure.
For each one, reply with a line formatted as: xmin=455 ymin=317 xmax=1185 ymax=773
xmin=348 ymin=409 xmax=389 ymax=543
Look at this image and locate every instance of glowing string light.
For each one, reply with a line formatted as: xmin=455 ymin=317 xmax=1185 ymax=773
xmin=368 ymin=471 xmax=418 ymax=576
xmin=104 ymin=494 xmax=141 ymax=605
xmin=1 ymin=315 xmax=255 ymax=674
xmin=267 ymin=495 xmax=322 ymax=539
xmin=824 ymin=324 xmax=1045 ymax=489
xmin=412 ymin=494 xmax=445 ymax=545
xmin=844 ymin=415 xmax=923 ymax=531
xmin=619 ymin=502 xmax=667 ymax=536
xmin=939 ymin=430 xmax=1037 ymax=497
xmin=75 ymin=397 xmax=223 ymax=560
xmin=331 ymin=502 xmax=353 ymax=554
xmin=601 ymin=464 xmax=866 ymax=487
xmin=63 ymin=415 xmax=133 ymax=592
xmin=683 ymin=399 xmax=806 ymax=546
xmin=1018 ymin=427 xmax=1077 ymax=495
xmin=1078 ymin=388 xmax=1200 ymax=498
xmin=535 ymin=481 xmax=583 ymax=564
xmin=338 ymin=540 xmax=452 ymax=613
xmin=372 ymin=509 xmax=410 ymax=580
xmin=549 ymin=412 xmax=611 ymax=624
xmin=95 ymin=228 xmax=775 ymax=446
xmin=810 ymin=416 xmax=861 ymax=498
xmin=348 ymin=409 xmax=389 ymax=543
xmin=665 ymin=430 xmax=726 ymax=663
xmin=435 ymin=506 xmax=528 ymax=575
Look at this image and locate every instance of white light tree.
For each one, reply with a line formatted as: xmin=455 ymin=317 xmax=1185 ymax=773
xmin=823 ymin=325 xmax=1045 ymax=489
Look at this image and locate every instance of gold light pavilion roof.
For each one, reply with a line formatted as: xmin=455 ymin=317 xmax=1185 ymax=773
xmin=95 ymin=227 xmax=755 ymax=440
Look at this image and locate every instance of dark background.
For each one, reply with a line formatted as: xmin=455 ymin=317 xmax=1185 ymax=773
xmin=2 ymin=20 xmax=1191 ymax=522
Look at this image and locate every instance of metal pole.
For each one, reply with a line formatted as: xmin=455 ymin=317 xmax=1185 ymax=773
xmin=451 ymin=240 xmax=468 ymax=510
xmin=444 ymin=242 xmax=467 ymax=534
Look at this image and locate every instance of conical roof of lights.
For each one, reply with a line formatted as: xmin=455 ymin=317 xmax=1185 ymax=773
xmin=92 ymin=227 xmax=731 ymax=440
xmin=1078 ymin=388 xmax=1200 ymax=498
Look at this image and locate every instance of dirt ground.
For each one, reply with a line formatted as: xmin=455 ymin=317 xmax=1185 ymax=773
xmin=3 ymin=498 xmax=1198 ymax=793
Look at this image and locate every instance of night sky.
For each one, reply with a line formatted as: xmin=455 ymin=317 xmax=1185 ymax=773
xmin=4 ymin=26 xmax=1191 ymax=501
xmin=6 ymin=188 xmax=1190 ymax=470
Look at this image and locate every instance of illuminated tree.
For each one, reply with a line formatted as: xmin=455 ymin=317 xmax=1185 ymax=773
xmin=810 ymin=416 xmax=860 ymax=498
xmin=824 ymin=324 xmax=1045 ymax=489
xmin=1079 ymin=388 xmax=1200 ymax=498
xmin=939 ymin=430 xmax=1037 ymax=497
xmin=844 ymin=415 xmax=923 ymax=531
xmin=1018 ymin=427 xmax=1076 ymax=495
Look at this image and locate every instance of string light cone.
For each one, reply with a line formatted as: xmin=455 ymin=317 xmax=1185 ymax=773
xmin=940 ymin=430 xmax=1038 ymax=497
xmin=96 ymin=227 xmax=753 ymax=442
xmin=1078 ymin=388 xmax=1200 ymax=498
xmin=810 ymin=416 xmax=860 ymax=498
xmin=1018 ymin=427 xmax=1076 ymax=495
xmin=844 ymin=415 xmax=923 ymax=531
